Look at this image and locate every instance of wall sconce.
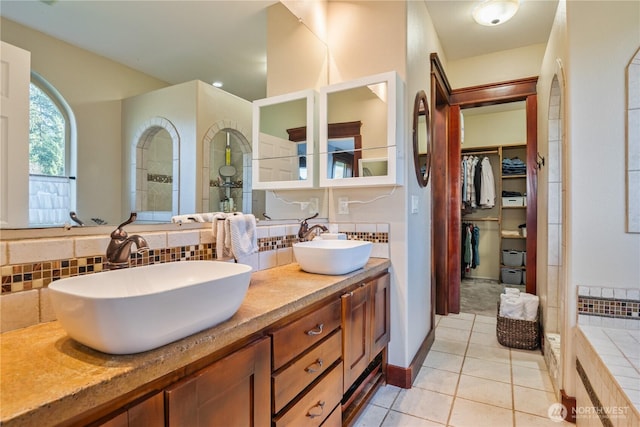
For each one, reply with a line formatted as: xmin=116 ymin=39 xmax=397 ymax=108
xmin=472 ymin=0 xmax=520 ymax=26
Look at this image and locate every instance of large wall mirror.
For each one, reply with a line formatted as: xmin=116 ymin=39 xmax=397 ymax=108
xmin=252 ymin=89 xmax=317 ymax=190
xmin=627 ymin=47 xmax=640 ymax=233
xmin=319 ymin=71 xmax=403 ymax=187
xmin=413 ymin=90 xmax=431 ymax=187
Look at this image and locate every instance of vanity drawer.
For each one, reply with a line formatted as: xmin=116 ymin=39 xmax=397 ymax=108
xmin=273 ymin=361 xmax=343 ymax=427
xmin=271 ymin=299 xmax=341 ymax=370
xmin=273 ymin=329 xmax=342 ymax=413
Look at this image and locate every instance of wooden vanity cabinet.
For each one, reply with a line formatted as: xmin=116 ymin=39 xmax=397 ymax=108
xmin=270 ymin=299 xmax=343 ymax=427
xmin=341 ymin=272 xmax=390 ymax=424
xmin=98 ymin=392 xmax=164 ymax=427
xmin=165 ymin=337 xmax=271 ymax=427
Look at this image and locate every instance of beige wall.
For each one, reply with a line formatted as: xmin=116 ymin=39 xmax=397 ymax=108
xmin=0 ymin=18 xmax=168 ymax=226
xmin=447 ymin=43 xmax=547 ymax=89
xmin=266 ymin=2 xmax=328 ymax=97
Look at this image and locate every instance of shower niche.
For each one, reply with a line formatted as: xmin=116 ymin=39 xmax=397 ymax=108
xmin=123 ymin=80 xmax=253 ymax=221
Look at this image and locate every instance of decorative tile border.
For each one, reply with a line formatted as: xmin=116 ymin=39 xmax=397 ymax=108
xmin=147 ymin=173 xmax=173 ymax=184
xmin=1 ymin=226 xmax=390 ymax=296
xmin=578 ymin=296 xmax=640 ymax=319
xmin=576 ymin=358 xmax=614 ymax=427
xmin=1 ymin=244 xmax=214 ymax=294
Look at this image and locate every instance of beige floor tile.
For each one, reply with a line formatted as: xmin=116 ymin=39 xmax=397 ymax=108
xmin=371 ymin=384 xmax=402 ymax=408
xmin=431 ymin=338 xmax=468 ymax=356
xmin=448 ymin=397 xmax=514 ymax=427
xmin=512 ymin=365 xmax=554 ymax=392
xmin=511 ymin=348 xmax=547 ymax=370
xmin=448 ymin=312 xmax=476 ymax=321
xmin=513 ymin=385 xmax=558 ymax=418
xmin=471 ymin=321 xmax=497 ymax=334
xmin=456 ymin=374 xmax=513 ymax=409
xmin=354 ymin=404 xmax=388 ymax=427
xmin=381 ymin=410 xmax=445 ymax=427
xmin=475 ymin=314 xmax=498 ymax=325
xmin=469 ymin=330 xmax=506 ymax=348
xmin=423 ymin=350 xmax=464 ymax=373
xmin=465 ymin=343 xmax=511 ymax=365
xmin=391 ymin=387 xmax=453 ymax=425
xmin=461 ymin=357 xmax=512 ymax=383
xmin=514 ymin=411 xmax=573 ymax=426
xmin=413 ymin=366 xmax=460 ymax=395
xmin=436 ymin=326 xmax=472 ymax=343
xmin=438 ymin=316 xmax=473 ymax=331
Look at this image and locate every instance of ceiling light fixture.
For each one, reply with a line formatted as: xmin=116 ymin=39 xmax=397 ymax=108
xmin=212 ymin=81 xmax=223 ymax=88
xmin=472 ymin=0 xmax=520 ymax=26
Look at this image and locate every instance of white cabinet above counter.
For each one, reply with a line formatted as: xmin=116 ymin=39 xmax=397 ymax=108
xmin=252 ymin=72 xmax=404 ymax=190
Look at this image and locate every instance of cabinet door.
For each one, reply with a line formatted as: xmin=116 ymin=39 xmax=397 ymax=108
xmin=165 ymin=337 xmax=271 ymax=427
xmin=98 ymin=392 xmax=164 ymax=427
xmin=370 ymin=273 xmax=391 ymax=357
xmin=341 ymin=284 xmax=371 ymax=393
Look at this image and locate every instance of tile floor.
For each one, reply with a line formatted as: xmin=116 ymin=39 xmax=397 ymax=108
xmin=354 ymin=312 xmax=573 ymax=427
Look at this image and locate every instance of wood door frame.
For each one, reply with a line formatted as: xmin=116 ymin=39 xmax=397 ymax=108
xmin=431 ymin=52 xmax=538 ymax=316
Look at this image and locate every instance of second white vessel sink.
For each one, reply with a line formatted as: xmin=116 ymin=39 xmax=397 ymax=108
xmin=48 ymin=260 xmax=252 ymax=354
xmin=293 ymin=239 xmax=372 ymax=275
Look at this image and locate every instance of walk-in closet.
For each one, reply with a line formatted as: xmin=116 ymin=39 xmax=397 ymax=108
xmin=459 ymin=101 xmax=530 ymax=315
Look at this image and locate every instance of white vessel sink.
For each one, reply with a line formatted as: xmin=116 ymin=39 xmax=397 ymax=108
xmin=48 ymin=261 xmax=252 ymax=354
xmin=293 ymin=239 xmax=372 ymax=275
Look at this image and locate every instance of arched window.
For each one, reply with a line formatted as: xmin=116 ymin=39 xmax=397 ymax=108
xmin=28 ymin=73 xmax=76 ymax=226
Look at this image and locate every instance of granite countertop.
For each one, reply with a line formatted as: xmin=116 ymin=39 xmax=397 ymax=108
xmin=0 ymin=259 xmax=390 ymax=427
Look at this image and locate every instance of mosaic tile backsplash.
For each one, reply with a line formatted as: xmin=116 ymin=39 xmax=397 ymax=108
xmin=0 ymin=223 xmax=390 ymax=332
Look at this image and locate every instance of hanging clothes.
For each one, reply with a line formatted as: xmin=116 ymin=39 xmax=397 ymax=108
xmin=479 ymin=156 xmax=496 ymax=208
xmin=461 ymin=155 xmax=496 ymax=210
xmin=461 ymin=222 xmax=481 ymax=275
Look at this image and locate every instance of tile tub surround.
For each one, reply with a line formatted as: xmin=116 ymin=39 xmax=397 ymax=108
xmin=0 ymin=222 xmax=390 ymax=332
xmin=0 ymin=259 xmax=391 ymax=426
xmin=577 ymin=286 xmax=640 ymax=330
xmin=575 ymin=325 xmax=640 ymax=427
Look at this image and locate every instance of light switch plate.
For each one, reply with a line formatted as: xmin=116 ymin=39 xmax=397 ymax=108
xmin=411 ymin=195 xmax=419 ymax=214
xmin=338 ymin=197 xmax=349 ymax=214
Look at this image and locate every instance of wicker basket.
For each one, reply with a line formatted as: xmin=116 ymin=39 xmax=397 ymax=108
xmin=496 ymin=302 xmax=540 ymax=350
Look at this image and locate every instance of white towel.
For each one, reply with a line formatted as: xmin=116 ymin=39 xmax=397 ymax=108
xmin=504 ymin=287 xmax=520 ymax=296
xmin=172 ymin=212 xmax=225 ymax=223
xmin=171 ymin=214 xmax=196 ymax=223
xmin=212 ymin=213 xmax=232 ymax=259
xmin=520 ymin=293 xmax=539 ymax=321
xmin=499 ymin=293 xmax=525 ymax=320
xmin=225 ymin=214 xmax=258 ymax=261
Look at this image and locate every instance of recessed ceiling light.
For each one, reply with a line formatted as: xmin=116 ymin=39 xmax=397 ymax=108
xmin=212 ymin=81 xmax=223 ymax=88
xmin=473 ymin=0 xmax=520 ymax=26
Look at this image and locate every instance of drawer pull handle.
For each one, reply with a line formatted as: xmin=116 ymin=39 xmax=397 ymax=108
xmin=306 ymin=401 xmax=325 ymax=419
xmin=304 ymin=358 xmax=324 ymax=374
xmin=306 ymin=323 xmax=324 ymax=336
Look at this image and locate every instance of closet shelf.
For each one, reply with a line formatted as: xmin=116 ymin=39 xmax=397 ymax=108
xmin=463 ymin=217 xmax=499 ymax=221
xmin=502 ymin=206 xmax=526 ymax=209
xmin=502 ymin=174 xmax=526 ymax=179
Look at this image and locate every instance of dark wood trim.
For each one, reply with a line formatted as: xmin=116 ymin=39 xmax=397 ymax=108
xmin=431 ymin=53 xmax=452 ymax=316
xmin=525 ymin=95 xmax=538 ymax=295
xmin=286 ymin=126 xmax=306 ymax=142
xmin=447 ymin=104 xmax=461 ymax=314
xmin=386 ymin=326 xmax=435 ymax=389
xmin=450 ymin=77 xmax=538 ymax=107
xmin=328 ymin=121 xmax=361 ymax=138
xmin=430 ymin=53 xmax=452 ymax=100
xmin=561 ymin=389 xmax=577 ymax=423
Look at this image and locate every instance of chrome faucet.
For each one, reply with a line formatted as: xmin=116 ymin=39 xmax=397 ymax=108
xmin=105 ymin=212 xmax=149 ymax=269
xmin=298 ymin=213 xmax=328 ymax=241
